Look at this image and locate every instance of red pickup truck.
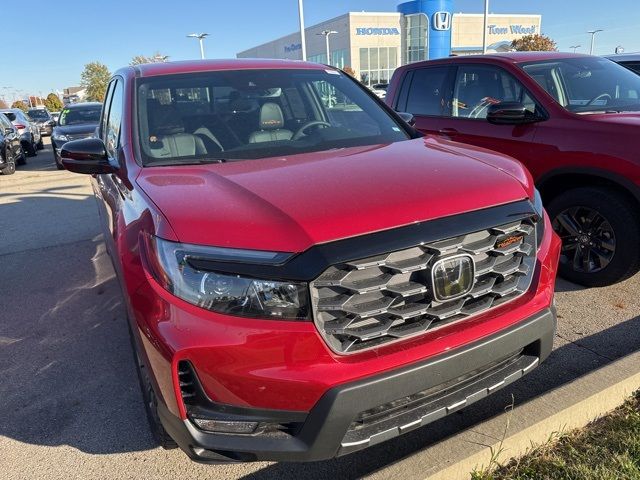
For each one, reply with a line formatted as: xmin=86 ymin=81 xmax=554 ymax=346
xmin=387 ymin=52 xmax=640 ymax=287
xmin=59 ymin=59 xmax=559 ymax=463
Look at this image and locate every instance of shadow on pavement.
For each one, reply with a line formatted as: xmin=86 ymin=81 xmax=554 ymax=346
xmin=17 ymin=141 xmax=58 ymax=172
xmin=0 ymin=193 xmax=157 ymax=456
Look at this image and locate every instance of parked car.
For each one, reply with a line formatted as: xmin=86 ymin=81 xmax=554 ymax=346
xmin=60 ymin=59 xmax=560 ymax=463
xmin=387 ymin=52 xmax=640 ymax=287
xmin=0 ymin=112 xmax=25 ymax=175
xmin=370 ymin=82 xmax=388 ymax=98
xmin=51 ymin=102 xmax=101 ymax=169
xmin=28 ymin=108 xmax=56 ymax=136
xmin=0 ymin=108 xmax=42 ymax=156
xmin=606 ymin=53 xmax=640 ymax=75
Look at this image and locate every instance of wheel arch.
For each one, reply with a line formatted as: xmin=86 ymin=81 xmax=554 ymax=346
xmin=537 ymin=168 xmax=640 ymax=211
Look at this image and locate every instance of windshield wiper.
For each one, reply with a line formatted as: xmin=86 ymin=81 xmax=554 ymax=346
xmin=147 ymin=158 xmax=227 ymax=167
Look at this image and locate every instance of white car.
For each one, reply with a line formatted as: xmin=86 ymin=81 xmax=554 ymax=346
xmin=369 ymin=83 xmax=388 ymax=99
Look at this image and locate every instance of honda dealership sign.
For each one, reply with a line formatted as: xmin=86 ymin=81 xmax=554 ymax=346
xmin=432 ymin=11 xmax=452 ymax=31
xmin=398 ymin=0 xmax=454 ymax=59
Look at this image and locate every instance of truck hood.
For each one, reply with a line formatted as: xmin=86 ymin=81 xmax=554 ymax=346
xmin=582 ymin=111 xmax=640 ymax=126
xmin=137 ymin=137 xmax=533 ymax=252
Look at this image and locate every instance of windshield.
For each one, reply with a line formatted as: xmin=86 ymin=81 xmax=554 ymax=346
xmin=521 ymin=57 xmax=640 ymax=113
xmin=28 ymin=109 xmax=49 ymax=120
xmin=136 ymin=69 xmax=411 ymax=166
xmin=58 ymin=107 xmax=102 ymax=126
xmin=2 ymin=112 xmax=17 ymax=122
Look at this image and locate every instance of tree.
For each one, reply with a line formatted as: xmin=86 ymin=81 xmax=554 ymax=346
xmin=44 ymin=93 xmax=64 ymax=111
xmin=11 ymin=101 xmax=27 ymax=112
xmin=0 ymin=99 xmax=7 ymax=109
xmin=342 ymin=66 xmax=356 ymax=77
xmin=130 ymin=53 xmax=169 ymax=66
xmin=511 ymin=34 xmax=557 ymax=52
xmin=80 ymin=62 xmax=111 ymax=102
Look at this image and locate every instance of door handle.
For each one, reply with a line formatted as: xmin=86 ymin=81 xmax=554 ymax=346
xmin=438 ymin=128 xmax=459 ymax=135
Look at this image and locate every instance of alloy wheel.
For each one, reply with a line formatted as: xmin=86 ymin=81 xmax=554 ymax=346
xmin=552 ymin=206 xmax=616 ymax=273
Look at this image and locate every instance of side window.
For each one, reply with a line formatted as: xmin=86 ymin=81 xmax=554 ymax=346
xmin=0 ymin=114 xmax=10 ymax=129
xmin=453 ymin=65 xmax=539 ymax=119
xmin=100 ymin=81 xmax=115 ymax=139
xmin=405 ymin=67 xmax=452 ymax=117
xmin=105 ymin=81 xmax=124 ymax=158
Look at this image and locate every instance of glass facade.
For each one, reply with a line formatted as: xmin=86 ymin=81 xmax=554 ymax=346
xmin=309 ymin=49 xmax=348 ymax=70
xmin=359 ymin=47 xmax=399 ymax=86
xmin=405 ymin=13 xmax=429 ymax=63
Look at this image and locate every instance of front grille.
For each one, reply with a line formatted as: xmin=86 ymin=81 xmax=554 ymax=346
xmin=310 ymin=217 xmax=537 ymax=354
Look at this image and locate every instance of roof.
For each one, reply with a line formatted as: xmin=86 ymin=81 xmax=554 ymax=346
xmin=401 ymin=51 xmax=594 ymax=68
xmin=605 ymin=53 xmax=640 ymax=62
xmin=64 ymin=102 xmax=102 ymax=109
xmin=459 ymin=51 xmax=592 ymax=63
xmin=126 ymin=59 xmax=330 ymax=78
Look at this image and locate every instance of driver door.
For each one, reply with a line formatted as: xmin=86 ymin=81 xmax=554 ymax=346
xmin=434 ymin=64 xmax=542 ymax=167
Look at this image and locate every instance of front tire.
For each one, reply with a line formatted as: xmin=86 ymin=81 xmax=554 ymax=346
xmin=25 ymin=137 xmax=37 ymax=157
xmin=16 ymin=146 xmax=26 ymax=165
xmin=37 ymin=136 xmax=44 ymax=150
xmin=130 ymin=332 xmax=178 ymax=449
xmin=548 ymin=187 xmax=640 ymax=287
xmin=53 ymin=148 xmax=64 ymax=170
xmin=1 ymin=149 xmax=16 ymax=175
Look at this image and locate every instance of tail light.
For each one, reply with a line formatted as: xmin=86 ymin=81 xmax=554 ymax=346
xmin=14 ymin=124 xmax=26 ymax=129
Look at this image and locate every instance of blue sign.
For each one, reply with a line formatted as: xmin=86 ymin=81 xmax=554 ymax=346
xmin=397 ymin=0 xmax=454 ymax=60
xmin=284 ymin=43 xmax=302 ymax=53
xmin=355 ymin=27 xmax=401 ymax=36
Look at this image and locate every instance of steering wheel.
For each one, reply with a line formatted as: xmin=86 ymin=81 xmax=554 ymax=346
xmin=292 ymin=121 xmax=331 ymax=140
xmin=586 ymin=93 xmax=612 ymax=106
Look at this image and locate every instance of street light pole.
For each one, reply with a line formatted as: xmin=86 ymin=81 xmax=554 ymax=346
xmin=587 ymin=29 xmax=603 ymax=55
xmin=570 ymin=45 xmax=581 ymax=53
xmin=318 ymin=30 xmax=338 ymax=66
xmin=187 ymin=33 xmax=209 ymax=59
xmin=298 ymin=0 xmax=307 ymax=61
xmin=482 ymin=0 xmax=489 ymax=54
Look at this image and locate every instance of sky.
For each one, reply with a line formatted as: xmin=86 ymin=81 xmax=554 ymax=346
xmin=2 ymin=0 xmax=639 ymax=102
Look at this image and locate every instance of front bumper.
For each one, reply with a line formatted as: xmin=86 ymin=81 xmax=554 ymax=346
xmin=39 ymin=125 xmax=53 ymax=136
xmin=159 ymin=307 xmax=556 ymax=463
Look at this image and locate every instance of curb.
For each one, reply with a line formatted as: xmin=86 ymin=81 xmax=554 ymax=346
xmin=368 ymin=349 xmax=640 ymax=480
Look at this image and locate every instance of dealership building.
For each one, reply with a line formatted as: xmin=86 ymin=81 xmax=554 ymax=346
xmin=237 ymin=0 xmax=541 ymax=86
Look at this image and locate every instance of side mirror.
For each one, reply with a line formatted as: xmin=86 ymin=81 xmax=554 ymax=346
xmin=61 ymin=138 xmax=116 ymax=174
xmin=397 ymin=112 xmax=416 ymax=127
xmin=4 ymin=127 xmax=12 ymax=135
xmin=486 ymin=102 xmax=541 ymax=125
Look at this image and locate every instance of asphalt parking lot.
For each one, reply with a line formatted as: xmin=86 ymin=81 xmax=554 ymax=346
xmin=1 ymin=138 xmax=639 ymax=480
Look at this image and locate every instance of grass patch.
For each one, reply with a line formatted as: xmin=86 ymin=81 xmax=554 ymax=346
xmin=472 ymin=390 xmax=640 ymax=480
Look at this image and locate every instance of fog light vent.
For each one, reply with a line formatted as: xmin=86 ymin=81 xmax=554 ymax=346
xmin=192 ymin=418 xmax=259 ymax=434
xmin=177 ymin=360 xmax=198 ymax=404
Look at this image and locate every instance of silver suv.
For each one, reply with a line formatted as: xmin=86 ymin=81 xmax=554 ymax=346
xmin=0 ymin=109 xmax=43 ymax=156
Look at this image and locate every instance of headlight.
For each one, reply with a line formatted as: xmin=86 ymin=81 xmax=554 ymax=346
xmin=533 ymin=189 xmax=545 ymax=250
xmin=144 ymin=236 xmax=309 ymax=320
xmin=53 ymin=133 xmax=68 ymax=142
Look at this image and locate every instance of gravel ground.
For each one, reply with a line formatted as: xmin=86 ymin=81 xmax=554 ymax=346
xmin=1 ymin=139 xmax=638 ymax=480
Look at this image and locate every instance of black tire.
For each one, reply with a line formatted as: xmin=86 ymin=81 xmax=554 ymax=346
xmin=37 ymin=136 xmax=44 ymax=150
xmin=53 ymin=150 xmax=64 ymax=170
xmin=16 ymin=146 xmax=26 ymax=165
xmin=1 ymin=149 xmax=16 ymax=175
xmin=130 ymin=331 xmax=178 ymax=449
xmin=24 ymin=137 xmax=37 ymax=156
xmin=547 ymin=187 xmax=640 ymax=287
